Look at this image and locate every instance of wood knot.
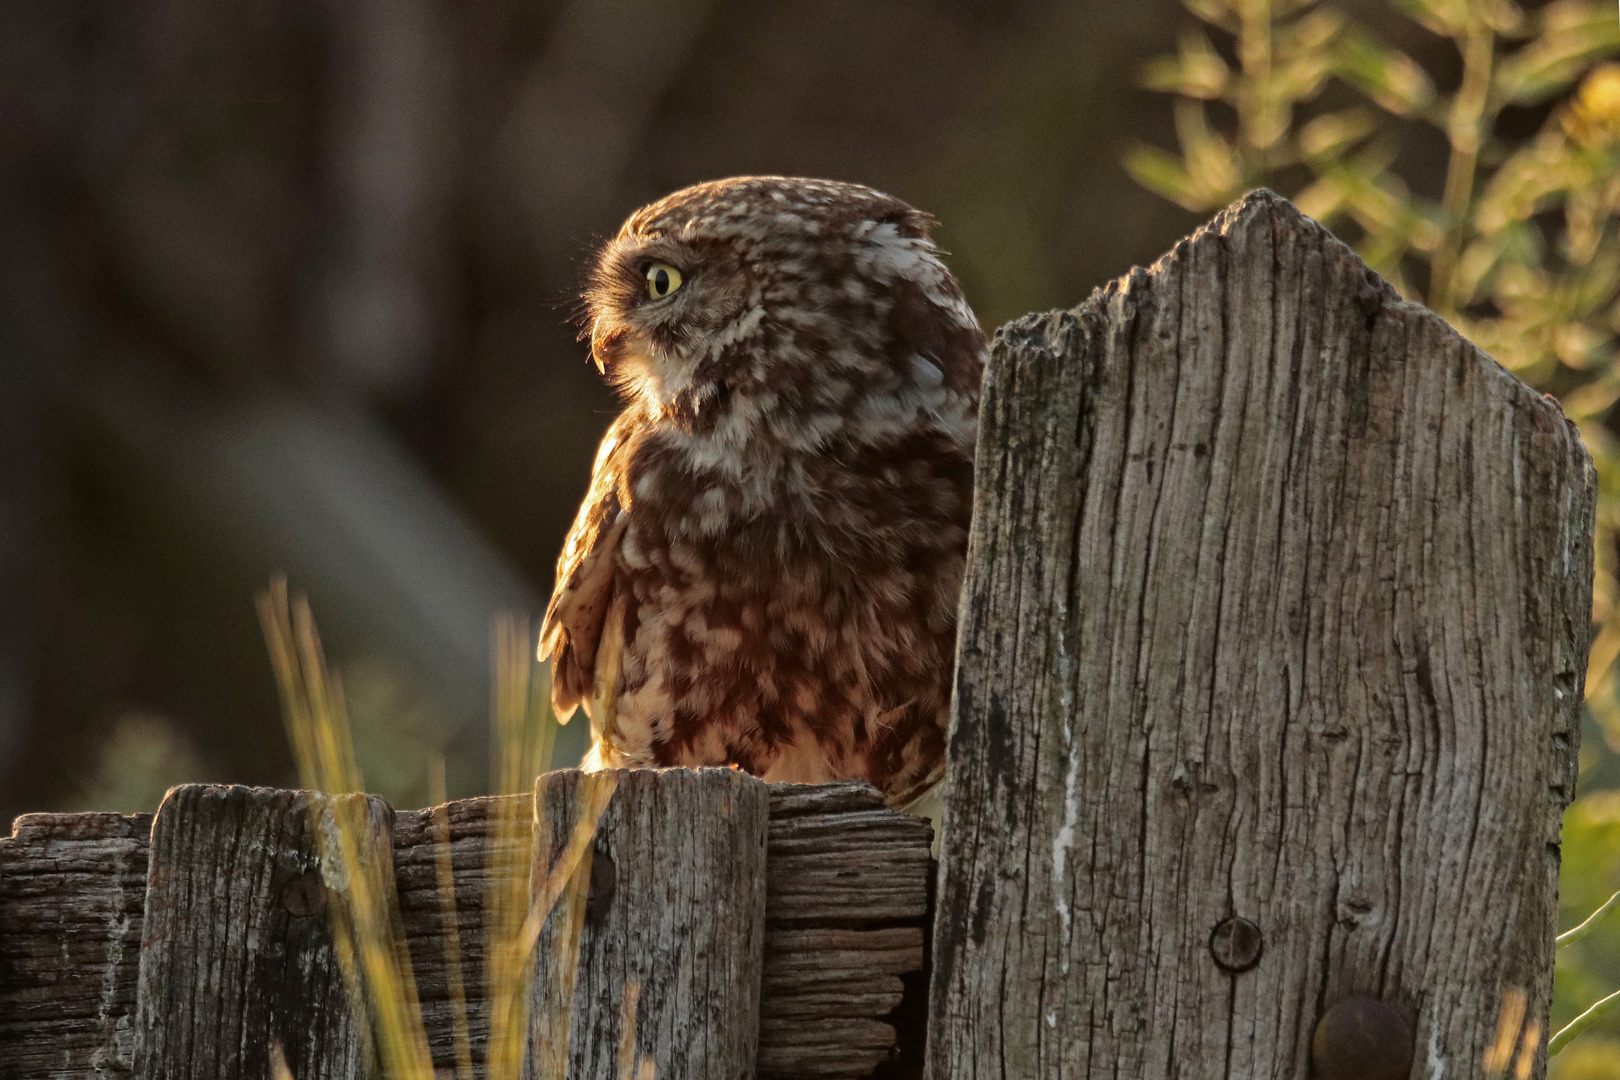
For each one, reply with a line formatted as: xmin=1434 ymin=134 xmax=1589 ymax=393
xmin=587 ymin=846 xmax=617 ymax=923
xmin=280 ymin=869 xmax=326 ymax=918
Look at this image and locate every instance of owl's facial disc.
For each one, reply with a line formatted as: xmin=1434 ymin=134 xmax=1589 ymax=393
xmin=585 ymin=242 xmax=690 ymax=378
xmin=586 ymin=233 xmax=752 ymax=416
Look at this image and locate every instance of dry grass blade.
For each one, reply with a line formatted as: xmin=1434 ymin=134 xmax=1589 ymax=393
xmin=486 ymin=611 xmax=579 ymax=1080
xmin=615 ymin=980 xmax=657 ymax=1080
xmin=257 ymin=576 xmax=358 ymax=795
xmin=270 ymin=1042 xmax=296 ymax=1080
xmin=259 ymin=591 xmax=611 ymax=1078
xmin=519 ymin=771 xmax=618 ymax=964
xmin=256 ymin=576 xmax=435 ymax=1080
xmin=617 ymin=981 xmax=642 ymax=1080
xmin=1513 ymin=1018 xmax=1540 ymax=1079
xmin=1483 ymin=986 xmax=1528 ymax=1076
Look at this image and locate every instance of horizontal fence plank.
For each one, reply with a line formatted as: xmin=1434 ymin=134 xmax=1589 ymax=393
xmin=761 ymin=783 xmax=932 ymax=1079
xmin=393 ymin=792 xmax=525 ymax=1068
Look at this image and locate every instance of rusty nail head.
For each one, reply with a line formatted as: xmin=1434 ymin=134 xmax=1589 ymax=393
xmin=1311 ymin=997 xmax=1415 ymax=1080
xmin=281 ymin=870 xmax=326 ymax=918
xmin=1210 ymin=916 xmax=1263 ymax=972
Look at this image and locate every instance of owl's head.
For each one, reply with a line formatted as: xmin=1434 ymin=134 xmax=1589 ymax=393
xmin=581 ymin=176 xmax=983 ymax=450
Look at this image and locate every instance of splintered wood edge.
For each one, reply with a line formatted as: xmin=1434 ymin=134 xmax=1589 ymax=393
xmin=0 ymin=779 xmax=932 ymax=1080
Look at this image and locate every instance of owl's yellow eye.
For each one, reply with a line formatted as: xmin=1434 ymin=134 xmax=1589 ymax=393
xmin=646 ymin=263 xmax=683 ymax=299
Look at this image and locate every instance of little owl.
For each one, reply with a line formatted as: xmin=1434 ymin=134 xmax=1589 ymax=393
xmin=539 ymin=176 xmax=985 ymax=815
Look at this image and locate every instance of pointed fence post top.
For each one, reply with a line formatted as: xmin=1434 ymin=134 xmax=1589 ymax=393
xmin=933 ymin=190 xmax=1593 ymax=1080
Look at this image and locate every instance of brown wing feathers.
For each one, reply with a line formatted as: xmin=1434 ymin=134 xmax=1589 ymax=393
xmin=539 ymin=454 xmax=630 ymax=719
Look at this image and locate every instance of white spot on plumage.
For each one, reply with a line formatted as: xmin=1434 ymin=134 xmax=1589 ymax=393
xmin=861 ymin=222 xmax=932 ymax=282
xmin=910 ymin=353 xmax=944 ymax=387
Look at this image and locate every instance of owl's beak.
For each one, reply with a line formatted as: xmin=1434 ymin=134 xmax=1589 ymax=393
xmin=590 ymin=323 xmax=628 ymax=374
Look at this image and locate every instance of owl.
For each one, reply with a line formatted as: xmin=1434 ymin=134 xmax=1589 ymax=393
xmin=538 ymin=176 xmax=985 ymax=813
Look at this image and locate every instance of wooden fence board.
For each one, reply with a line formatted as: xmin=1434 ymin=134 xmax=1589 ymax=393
xmin=0 ymin=812 xmax=151 ymax=1079
xmin=524 ymin=768 xmax=769 ymax=1080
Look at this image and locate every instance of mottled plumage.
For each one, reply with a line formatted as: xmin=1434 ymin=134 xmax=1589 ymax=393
xmin=539 ymin=176 xmax=985 ymax=808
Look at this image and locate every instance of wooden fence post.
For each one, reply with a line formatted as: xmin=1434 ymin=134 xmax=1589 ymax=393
xmin=0 ymin=812 xmax=150 ymax=1078
xmin=524 ymin=768 xmax=770 ymax=1080
xmin=133 ymin=784 xmax=393 ymax=1080
xmin=928 ymin=190 xmax=1595 ymax=1079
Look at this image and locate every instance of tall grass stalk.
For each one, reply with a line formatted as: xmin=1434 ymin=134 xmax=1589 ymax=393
xmin=270 ymin=1043 xmax=296 ymax=1080
xmin=1556 ymin=887 xmax=1620 ymax=949
xmin=259 ymin=588 xmax=619 ymax=1079
xmin=1551 ymin=987 xmax=1620 ymax=1056
xmin=485 ymin=624 xmax=616 ymax=1079
xmin=616 ymin=982 xmax=642 ymax=1079
xmin=1481 ymin=986 xmax=1543 ymax=1079
xmin=525 ymin=774 xmax=616 ymax=1080
xmin=258 ymin=578 xmax=436 ymax=1079
xmin=614 ymin=982 xmax=657 ymax=1080
xmin=1485 ymin=986 xmax=1531 ymax=1076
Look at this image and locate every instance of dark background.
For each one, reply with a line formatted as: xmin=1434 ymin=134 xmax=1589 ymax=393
xmin=0 ymin=0 xmax=1218 ymax=819
xmin=0 ymin=0 xmax=1487 ymax=819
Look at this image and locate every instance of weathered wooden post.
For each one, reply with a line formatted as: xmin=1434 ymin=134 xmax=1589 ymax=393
xmin=133 ymin=785 xmax=393 ymax=1080
xmin=928 ymin=190 xmax=1595 ymax=1079
xmin=524 ymin=768 xmax=769 ymax=1080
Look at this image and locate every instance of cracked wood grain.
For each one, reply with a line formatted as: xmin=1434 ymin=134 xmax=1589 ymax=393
xmin=392 ymin=779 xmax=930 ymax=1080
xmin=760 ymin=783 xmax=932 ymax=1080
xmin=927 ymin=190 xmax=1594 ymax=1080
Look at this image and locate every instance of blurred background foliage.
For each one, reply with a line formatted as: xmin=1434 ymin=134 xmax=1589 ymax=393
xmin=0 ymin=0 xmax=1200 ymax=821
xmin=1128 ymin=0 xmax=1620 ymax=1063
xmin=2 ymin=0 xmax=1619 ymax=1065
